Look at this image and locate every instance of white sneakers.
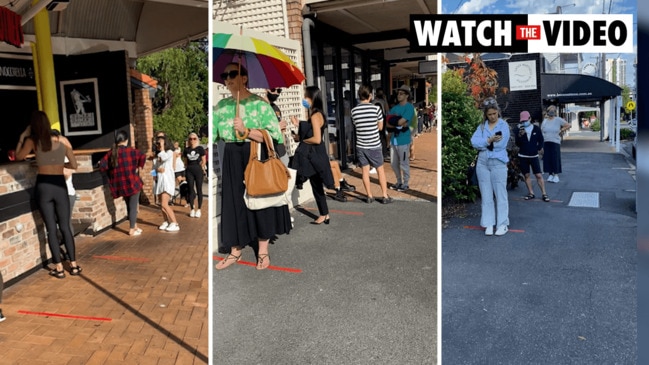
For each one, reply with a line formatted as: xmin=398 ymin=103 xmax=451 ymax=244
xmin=547 ymin=174 xmax=560 ymax=183
xmin=165 ymin=222 xmax=180 ymax=232
xmin=495 ymin=225 xmax=508 ymax=236
xmin=159 ymin=221 xmax=180 ymax=231
xmin=190 ymin=209 xmax=201 ymax=218
xmin=195 ymin=210 xmax=201 ymax=218
xmin=485 ymin=225 xmax=508 ymax=236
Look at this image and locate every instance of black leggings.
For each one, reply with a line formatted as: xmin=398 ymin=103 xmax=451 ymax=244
xmin=185 ymin=164 xmax=204 ymax=209
xmin=36 ymin=175 xmax=75 ymax=263
xmin=125 ymin=191 xmax=140 ymax=229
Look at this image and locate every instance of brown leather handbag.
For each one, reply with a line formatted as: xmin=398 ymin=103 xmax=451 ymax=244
xmin=244 ymin=129 xmax=290 ymax=197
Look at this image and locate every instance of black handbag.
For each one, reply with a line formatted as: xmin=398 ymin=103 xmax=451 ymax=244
xmin=466 ymin=154 xmax=479 ymax=186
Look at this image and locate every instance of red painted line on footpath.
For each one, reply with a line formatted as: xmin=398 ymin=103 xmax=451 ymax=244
xmin=463 ymin=225 xmax=525 ymax=233
xmin=92 ymin=255 xmax=151 ymax=262
xmin=303 ymin=207 xmax=364 ymax=216
xmin=18 ymin=310 xmax=112 ymax=322
xmin=213 ymin=256 xmax=302 ymax=273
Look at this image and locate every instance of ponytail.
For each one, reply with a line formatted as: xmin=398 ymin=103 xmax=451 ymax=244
xmin=111 ymin=131 xmax=128 ymax=169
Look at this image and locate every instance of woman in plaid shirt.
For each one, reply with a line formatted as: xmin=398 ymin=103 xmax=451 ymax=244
xmin=99 ymin=131 xmax=147 ymax=236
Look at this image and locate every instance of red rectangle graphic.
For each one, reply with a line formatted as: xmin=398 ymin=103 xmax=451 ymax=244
xmin=516 ymin=25 xmax=541 ymax=40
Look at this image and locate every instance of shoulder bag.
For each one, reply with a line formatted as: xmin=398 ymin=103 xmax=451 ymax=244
xmin=243 ymin=129 xmax=295 ymax=209
xmin=466 ymin=123 xmax=485 ymax=186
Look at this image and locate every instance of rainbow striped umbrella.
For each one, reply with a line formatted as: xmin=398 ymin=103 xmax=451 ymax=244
xmin=213 ymin=32 xmax=305 ymax=89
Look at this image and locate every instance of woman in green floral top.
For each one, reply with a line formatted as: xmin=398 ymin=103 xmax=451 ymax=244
xmin=214 ymin=63 xmax=291 ymax=271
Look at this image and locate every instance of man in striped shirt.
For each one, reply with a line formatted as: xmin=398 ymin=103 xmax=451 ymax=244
xmin=350 ymin=84 xmax=392 ymax=204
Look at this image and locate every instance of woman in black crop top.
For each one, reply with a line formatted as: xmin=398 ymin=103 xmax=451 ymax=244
xmin=16 ymin=111 xmax=81 ymax=279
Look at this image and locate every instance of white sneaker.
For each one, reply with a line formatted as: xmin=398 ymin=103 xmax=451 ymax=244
xmin=485 ymin=226 xmax=494 ymax=236
xmin=158 ymin=221 xmax=169 ymax=230
xmin=369 ymin=167 xmax=377 ymax=174
xmin=195 ymin=210 xmax=201 ymax=218
xmin=190 ymin=209 xmax=196 ymax=218
xmin=547 ymin=175 xmax=554 ymax=182
xmin=495 ymin=225 xmax=508 ymax=236
xmin=165 ymin=223 xmax=180 ymax=232
xmin=553 ymin=175 xmax=560 ymax=183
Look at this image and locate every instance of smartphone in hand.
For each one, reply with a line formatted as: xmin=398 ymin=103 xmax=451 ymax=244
xmin=495 ymin=131 xmax=502 ymax=136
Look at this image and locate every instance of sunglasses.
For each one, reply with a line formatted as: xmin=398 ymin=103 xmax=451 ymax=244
xmin=220 ymin=70 xmax=240 ymax=80
xmin=482 ymin=98 xmax=498 ymax=107
xmin=270 ymin=88 xmax=282 ymax=93
xmin=189 ymin=137 xmax=198 ymax=140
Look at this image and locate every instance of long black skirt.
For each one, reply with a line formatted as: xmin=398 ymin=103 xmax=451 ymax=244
xmin=542 ymin=142 xmax=562 ymax=174
xmin=219 ymin=142 xmax=291 ymax=254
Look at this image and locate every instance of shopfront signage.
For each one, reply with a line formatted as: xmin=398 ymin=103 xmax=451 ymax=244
xmin=0 ymin=55 xmax=36 ymax=89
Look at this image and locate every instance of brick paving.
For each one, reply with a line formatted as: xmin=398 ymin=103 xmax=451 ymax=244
xmin=0 ymin=204 xmax=208 ymax=365
xmin=343 ymin=128 xmax=438 ymax=202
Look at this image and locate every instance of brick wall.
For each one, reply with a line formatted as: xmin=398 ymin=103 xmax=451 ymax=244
xmin=132 ymin=88 xmax=155 ymax=205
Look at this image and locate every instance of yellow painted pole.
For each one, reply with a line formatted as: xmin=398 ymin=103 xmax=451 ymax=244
xmin=32 ymin=0 xmax=60 ymax=131
xmin=30 ymin=42 xmax=43 ymax=110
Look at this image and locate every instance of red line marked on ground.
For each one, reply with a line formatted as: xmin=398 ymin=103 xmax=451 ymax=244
xmin=463 ymin=225 xmax=525 ymax=233
xmin=303 ymin=207 xmax=364 ymax=216
xmin=92 ymin=255 xmax=151 ymax=262
xmin=213 ymin=256 xmax=302 ymax=273
xmin=18 ymin=310 xmax=112 ymax=322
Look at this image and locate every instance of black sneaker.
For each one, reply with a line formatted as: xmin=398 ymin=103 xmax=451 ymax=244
xmin=332 ymin=189 xmax=347 ymax=202
xmin=397 ymin=185 xmax=409 ymax=192
xmin=0 ymin=309 xmax=5 ymax=322
xmin=389 ymin=184 xmax=401 ymax=190
xmin=340 ymin=179 xmax=355 ymax=192
xmin=380 ymin=196 xmax=393 ymax=204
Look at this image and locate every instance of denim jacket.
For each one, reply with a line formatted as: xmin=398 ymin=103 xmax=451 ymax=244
xmin=471 ymin=118 xmax=510 ymax=164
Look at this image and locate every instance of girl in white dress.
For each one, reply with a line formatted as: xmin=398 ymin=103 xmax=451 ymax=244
xmin=155 ymin=135 xmax=179 ymax=231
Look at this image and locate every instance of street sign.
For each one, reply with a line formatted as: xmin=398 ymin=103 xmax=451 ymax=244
xmin=626 ymin=100 xmax=636 ymax=111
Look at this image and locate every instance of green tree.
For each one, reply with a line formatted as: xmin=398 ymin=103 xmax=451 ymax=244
xmin=441 ymin=69 xmax=483 ymax=202
xmin=136 ymin=39 xmax=208 ymax=144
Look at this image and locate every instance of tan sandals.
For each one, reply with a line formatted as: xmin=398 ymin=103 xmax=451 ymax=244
xmin=256 ymin=254 xmax=270 ymax=270
xmin=215 ymin=253 xmax=241 ymax=270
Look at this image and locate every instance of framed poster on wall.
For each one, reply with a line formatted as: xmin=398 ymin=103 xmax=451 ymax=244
xmin=60 ymin=78 xmax=102 ymax=136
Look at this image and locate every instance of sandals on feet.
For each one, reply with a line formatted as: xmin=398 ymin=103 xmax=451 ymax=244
xmin=69 ymin=266 xmax=82 ymax=276
xmin=49 ymin=268 xmax=65 ymax=279
xmin=542 ymin=194 xmax=550 ymax=202
xmin=256 ymin=254 xmax=270 ymax=270
xmin=215 ymin=254 xmax=241 ymax=270
xmin=524 ymin=193 xmax=535 ymax=200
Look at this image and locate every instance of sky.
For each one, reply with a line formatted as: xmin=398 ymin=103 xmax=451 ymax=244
xmin=441 ymin=0 xmax=638 ymax=91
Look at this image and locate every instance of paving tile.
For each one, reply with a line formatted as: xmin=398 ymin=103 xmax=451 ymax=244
xmin=1 ymin=204 xmax=208 ymax=363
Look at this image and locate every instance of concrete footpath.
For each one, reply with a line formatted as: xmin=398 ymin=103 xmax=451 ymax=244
xmin=0 ymin=203 xmax=209 ymax=365
xmin=213 ymin=130 xmax=438 ymax=364
xmin=442 ymin=131 xmax=637 ymax=364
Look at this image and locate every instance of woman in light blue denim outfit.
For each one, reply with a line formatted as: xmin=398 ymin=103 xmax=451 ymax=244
xmin=471 ymin=97 xmax=510 ymax=236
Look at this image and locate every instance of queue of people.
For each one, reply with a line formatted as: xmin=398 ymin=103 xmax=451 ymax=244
xmin=469 ymin=101 xmax=571 ymax=237
xmin=7 ymin=108 xmax=208 ymax=288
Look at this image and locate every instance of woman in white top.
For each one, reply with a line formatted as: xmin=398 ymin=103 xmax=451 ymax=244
xmin=155 ymin=135 xmax=179 ymax=231
xmin=541 ymin=105 xmax=570 ymax=183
